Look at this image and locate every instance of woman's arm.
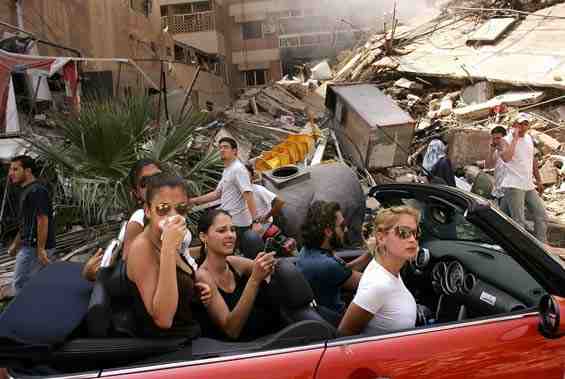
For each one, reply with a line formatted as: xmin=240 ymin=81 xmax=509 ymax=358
xmin=337 ymin=302 xmax=374 ymax=336
xmin=128 ymin=218 xmax=185 ymax=329
xmin=200 ymin=253 xmax=275 ymax=339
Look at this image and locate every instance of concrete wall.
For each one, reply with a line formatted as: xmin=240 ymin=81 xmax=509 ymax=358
xmin=170 ymin=62 xmax=231 ymax=110
xmin=174 ymin=31 xmax=220 ymax=53
xmin=0 ymin=0 xmax=231 ymax=104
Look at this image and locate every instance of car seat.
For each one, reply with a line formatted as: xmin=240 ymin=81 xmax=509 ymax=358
xmin=266 ymin=258 xmax=337 ymax=336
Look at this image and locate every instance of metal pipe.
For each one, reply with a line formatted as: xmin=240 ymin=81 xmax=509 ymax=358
xmin=16 ymin=0 xmax=24 ymax=30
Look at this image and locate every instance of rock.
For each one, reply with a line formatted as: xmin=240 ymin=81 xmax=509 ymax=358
xmin=448 ymin=129 xmax=492 ymax=168
xmin=394 ymin=78 xmax=423 ymax=91
xmin=461 ymin=81 xmax=495 ymax=105
xmin=540 ymin=159 xmax=560 ymax=186
xmin=530 ymin=130 xmax=562 ymax=155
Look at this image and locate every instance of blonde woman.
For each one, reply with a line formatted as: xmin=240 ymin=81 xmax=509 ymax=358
xmin=338 ymin=206 xmax=420 ymax=336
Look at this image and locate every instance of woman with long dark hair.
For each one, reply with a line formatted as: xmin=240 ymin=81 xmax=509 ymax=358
xmin=196 ymin=209 xmax=280 ymax=341
xmin=126 ymin=173 xmax=210 ymax=337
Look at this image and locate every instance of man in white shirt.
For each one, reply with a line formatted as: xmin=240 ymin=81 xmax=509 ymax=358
xmin=486 ymin=125 xmax=508 ymax=212
xmin=190 ymin=137 xmax=258 ymax=243
xmin=500 ymin=113 xmax=547 ymax=242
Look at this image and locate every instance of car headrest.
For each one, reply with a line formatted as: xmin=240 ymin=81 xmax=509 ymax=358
xmin=267 ymin=258 xmax=314 ymax=309
xmin=97 ymin=259 xmax=131 ymax=298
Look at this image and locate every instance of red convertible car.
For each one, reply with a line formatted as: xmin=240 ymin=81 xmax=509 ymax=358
xmin=2 ymin=183 xmax=565 ymax=379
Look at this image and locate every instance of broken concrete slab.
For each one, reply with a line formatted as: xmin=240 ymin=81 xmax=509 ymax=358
xmin=466 ymin=18 xmax=518 ymax=44
xmin=395 ymin=78 xmax=423 ymax=91
xmin=448 ymin=128 xmax=492 ymax=168
xmin=461 ymin=81 xmax=495 ymax=105
xmin=540 ymin=159 xmax=560 ymax=185
xmin=531 ymin=130 xmax=562 ymax=155
xmin=454 ymin=91 xmax=546 ymax=121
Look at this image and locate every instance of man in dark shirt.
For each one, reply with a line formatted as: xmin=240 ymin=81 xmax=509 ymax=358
xmin=296 ymin=201 xmax=361 ymax=325
xmin=8 ymin=155 xmax=56 ymax=294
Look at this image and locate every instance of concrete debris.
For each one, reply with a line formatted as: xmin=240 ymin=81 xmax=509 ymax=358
xmin=395 ymin=78 xmax=423 ymax=91
xmin=461 ymin=81 xmax=495 ymax=105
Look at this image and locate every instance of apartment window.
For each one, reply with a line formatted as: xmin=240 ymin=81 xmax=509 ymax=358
xmin=193 ymin=1 xmax=212 ymax=13
xmin=172 ymin=3 xmax=192 ymax=14
xmin=130 ymin=0 xmax=152 ymax=16
xmin=161 ymin=6 xmax=168 ymax=17
xmin=174 ymin=45 xmax=185 ymax=61
xmin=242 ymin=69 xmax=269 ymax=87
xmin=242 ymin=22 xmax=262 ymax=40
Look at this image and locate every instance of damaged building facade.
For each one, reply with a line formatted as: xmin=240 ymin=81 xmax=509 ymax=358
xmin=161 ymin=0 xmax=386 ymax=93
xmin=0 ymin=0 xmax=231 ymax=114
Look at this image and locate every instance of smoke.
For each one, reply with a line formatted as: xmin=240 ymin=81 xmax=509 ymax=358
xmin=311 ymin=0 xmax=439 ymax=31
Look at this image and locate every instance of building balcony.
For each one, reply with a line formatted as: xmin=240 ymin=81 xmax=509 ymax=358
xmin=161 ymin=11 xmax=215 ymax=34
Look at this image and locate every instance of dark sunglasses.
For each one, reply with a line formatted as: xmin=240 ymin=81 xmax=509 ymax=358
xmin=155 ymin=202 xmax=190 ymax=217
xmin=139 ymin=173 xmax=161 ymax=189
xmin=392 ymin=225 xmax=420 ymax=240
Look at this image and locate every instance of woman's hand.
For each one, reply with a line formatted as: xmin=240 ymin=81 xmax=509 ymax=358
xmin=161 ymin=215 xmax=186 ymax=255
xmin=250 ymin=252 xmax=276 ymax=285
xmin=82 ymin=248 xmax=103 ymax=282
xmin=195 ymin=282 xmax=212 ymax=306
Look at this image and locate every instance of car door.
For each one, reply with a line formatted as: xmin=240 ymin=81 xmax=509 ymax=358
xmin=100 ymin=344 xmax=326 ymax=379
xmin=317 ymin=312 xmax=565 ymax=379
xmin=315 ymin=183 xmax=565 ymax=378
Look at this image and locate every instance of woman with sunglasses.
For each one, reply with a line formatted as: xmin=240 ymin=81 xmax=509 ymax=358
xmin=338 ymin=206 xmax=420 ymax=337
xmin=195 ymin=209 xmax=280 ymax=341
xmin=122 ymin=159 xmax=163 ymax=260
xmin=126 ymin=173 xmax=210 ymax=337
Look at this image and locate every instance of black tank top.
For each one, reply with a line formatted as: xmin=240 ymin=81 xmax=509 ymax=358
xmin=197 ymin=262 xmax=280 ymax=341
xmin=128 ymin=254 xmax=201 ymax=339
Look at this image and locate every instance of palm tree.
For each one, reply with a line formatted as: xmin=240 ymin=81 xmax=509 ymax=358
xmin=25 ymin=94 xmax=222 ymax=226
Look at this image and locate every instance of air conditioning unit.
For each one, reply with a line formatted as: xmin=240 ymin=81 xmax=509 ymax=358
xmin=263 ymin=20 xmax=277 ymax=34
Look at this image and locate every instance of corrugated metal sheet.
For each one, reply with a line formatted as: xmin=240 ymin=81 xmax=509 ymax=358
xmin=396 ymin=3 xmax=565 ymax=89
xmin=328 ymin=84 xmax=414 ymax=127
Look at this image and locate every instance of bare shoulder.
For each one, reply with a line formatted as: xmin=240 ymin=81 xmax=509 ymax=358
xmin=127 ymin=234 xmax=157 ymax=280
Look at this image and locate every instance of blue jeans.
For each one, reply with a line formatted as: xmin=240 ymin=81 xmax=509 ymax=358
xmin=502 ymin=188 xmax=547 ymax=243
xmin=13 ymin=246 xmax=55 ymax=295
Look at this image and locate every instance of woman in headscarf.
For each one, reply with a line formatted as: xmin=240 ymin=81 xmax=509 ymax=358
xmin=422 ymin=138 xmax=455 ymax=187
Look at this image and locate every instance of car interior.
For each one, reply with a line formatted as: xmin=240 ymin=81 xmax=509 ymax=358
xmin=0 ymin=186 xmax=551 ymax=377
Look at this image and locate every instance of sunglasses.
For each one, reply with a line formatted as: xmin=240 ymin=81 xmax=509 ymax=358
xmin=155 ymin=202 xmax=190 ymax=217
xmin=392 ymin=225 xmax=420 ymax=240
xmin=139 ymin=173 xmax=161 ymax=189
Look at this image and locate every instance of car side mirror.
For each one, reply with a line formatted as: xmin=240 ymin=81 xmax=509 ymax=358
xmin=539 ymin=294 xmax=565 ymax=338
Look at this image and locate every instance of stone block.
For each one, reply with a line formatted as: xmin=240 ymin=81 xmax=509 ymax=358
xmin=447 ymin=128 xmax=492 ymax=168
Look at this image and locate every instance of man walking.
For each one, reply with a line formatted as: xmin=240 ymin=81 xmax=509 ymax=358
xmin=190 ymin=137 xmax=258 ymax=241
xmin=8 ymin=155 xmax=56 ymax=294
xmin=500 ymin=114 xmax=547 ymax=242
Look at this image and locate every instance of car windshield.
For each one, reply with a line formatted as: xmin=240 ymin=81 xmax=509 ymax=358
xmin=402 ymin=198 xmax=501 ymax=248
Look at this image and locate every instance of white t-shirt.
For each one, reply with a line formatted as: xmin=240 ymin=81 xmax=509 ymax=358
xmin=128 ymin=208 xmax=145 ymax=227
xmin=253 ymin=184 xmax=277 ymax=222
xmin=492 ymin=154 xmax=506 ymax=199
xmin=353 ymin=259 xmax=417 ymax=334
xmin=501 ymin=134 xmax=535 ymax=191
xmin=217 ymin=160 xmax=254 ymax=227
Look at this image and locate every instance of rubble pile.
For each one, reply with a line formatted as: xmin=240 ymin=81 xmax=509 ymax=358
xmin=321 ymin=0 xmax=565 ymax=241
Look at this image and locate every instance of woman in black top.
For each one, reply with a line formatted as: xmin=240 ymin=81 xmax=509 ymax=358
xmin=126 ymin=173 xmax=210 ymax=338
xmin=196 ymin=209 xmax=280 ymax=341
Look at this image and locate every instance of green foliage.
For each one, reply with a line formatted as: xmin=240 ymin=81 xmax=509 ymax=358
xmin=26 ymin=95 xmax=222 ymax=225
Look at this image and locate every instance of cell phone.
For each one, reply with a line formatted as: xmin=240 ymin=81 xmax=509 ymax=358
xmin=264 ymin=237 xmax=275 ymax=253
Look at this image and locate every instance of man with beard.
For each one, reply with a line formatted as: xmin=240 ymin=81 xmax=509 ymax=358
xmin=8 ymin=155 xmax=55 ymax=294
xmin=296 ymin=201 xmax=361 ymax=326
